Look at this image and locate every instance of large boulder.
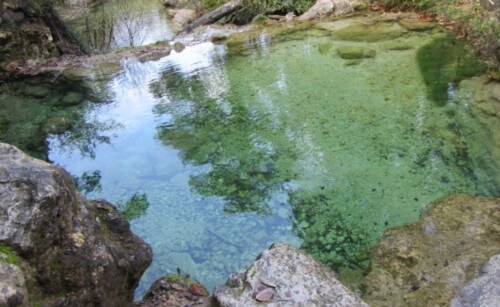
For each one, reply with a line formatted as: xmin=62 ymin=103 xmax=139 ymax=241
xmin=0 ymin=142 xmax=152 ymax=306
xmin=298 ymin=0 xmax=359 ymax=21
xmin=214 ymin=242 xmax=368 ymax=306
xmin=363 ymin=194 xmax=500 ymax=306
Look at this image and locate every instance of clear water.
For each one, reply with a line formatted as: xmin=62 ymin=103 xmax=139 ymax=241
xmin=1 ymin=18 xmax=498 ymax=297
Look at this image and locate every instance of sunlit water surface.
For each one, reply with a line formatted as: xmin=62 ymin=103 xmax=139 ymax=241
xmin=1 ymin=19 xmax=498 ymax=297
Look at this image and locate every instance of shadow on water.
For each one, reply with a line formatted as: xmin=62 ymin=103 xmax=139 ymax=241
xmin=417 ymin=36 xmax=485 ymax=106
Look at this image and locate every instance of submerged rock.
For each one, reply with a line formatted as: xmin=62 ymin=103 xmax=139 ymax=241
xmin=451 ymin=254 xmax=500 ymax=306
xmin=337 ymin=46 xmax=376 ymax=59
xmin=363 ymin=194 xmax=500 ymax=306
xmin=399 ymin=18 xmax=437 ymax=31
xmin=333 ymin=21 xmax=407 ymax=42
xmin=0 ymin=143 xmax=152 ymax=306
xmin=214 ymin=242 xmax=368 ymax=306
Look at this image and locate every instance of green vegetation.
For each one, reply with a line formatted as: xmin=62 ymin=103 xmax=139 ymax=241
xmin=0 ymin=245 xmax=19 ymax=265
xmin=118 ymin=193 xmax=150 ymax=220
xmin=378 ymin=0 xmax=499 ymax=66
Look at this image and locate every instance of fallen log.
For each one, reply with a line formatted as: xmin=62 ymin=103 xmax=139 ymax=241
xmin=179 ymin=0 xmax=243 ymax=34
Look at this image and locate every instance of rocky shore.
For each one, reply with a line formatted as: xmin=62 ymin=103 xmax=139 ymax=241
xmin=1 ymin=142 xmax=498 ymax=306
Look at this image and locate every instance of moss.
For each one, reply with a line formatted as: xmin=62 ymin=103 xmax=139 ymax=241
xmin=0 ymin=245 xmax=19 ymax=264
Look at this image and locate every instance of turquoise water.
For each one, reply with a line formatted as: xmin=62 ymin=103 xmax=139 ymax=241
xmin=1 ymin=18 xmax=498 ymax=296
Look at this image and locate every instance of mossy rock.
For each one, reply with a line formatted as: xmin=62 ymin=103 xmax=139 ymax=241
xmin=333 ymin=22 xmax=407 ymax=42
xmin=23 ymin=85 xmax=51 ymax=98
xmin=337 ymin=46 xmax=376 ymax=59
xmin=58 ymin=92 xmax=84 ymax=106
xmin=318 ymin=42 xmax=334 ymax=55
xmin=210 ymin=32 xmax=228 ymax=44
xmin=42 ymin=116 xmax=72 ymax=135
xmin=382 ymin=41 xmax=413 ymax=51
xmin=399 ymin=18 xmax=436 ymax=31
xmin=252 ymin=14 xmax=269 ymax=26
xmin=172 ymin=41 xmax=185 ymax=53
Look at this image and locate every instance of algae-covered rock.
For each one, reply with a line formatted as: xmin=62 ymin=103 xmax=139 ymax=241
xmin=22 ymin=85 xmax=51 ymax=98
xmin=0 ymin=142 xmax=152 ymax=306
xmin=214 ymin=243 xmax=368 ymax=306
xmin=337 ymin=46 xmax=375 ymax=59
xmin=58 ymin=91 xmax=84 ymax=106
xmin=399 ymin=18 xmax=437 ymax=31
xmin=42 ymin=116 xmax=72 ymax=134
xmin=363 ymin=194 xmax=500 ymax=306
xmin=382 ymin=41 xmax=413 ymax=50
xmin=333 ymin=22 xmax=407 ymax=42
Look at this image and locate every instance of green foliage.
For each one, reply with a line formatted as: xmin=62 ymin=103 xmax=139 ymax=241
xmin=291 ymin=192 xmax=371 ymax=271
xmin=0 ymin=245 xmax=19 ymax=265
xmin=118 ymin=193 xmax=149 ymax=221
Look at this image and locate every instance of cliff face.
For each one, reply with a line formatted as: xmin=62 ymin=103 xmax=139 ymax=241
xmin=0 ymin=142 xmax=152 ymax=306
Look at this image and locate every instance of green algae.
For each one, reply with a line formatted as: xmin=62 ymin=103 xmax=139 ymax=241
xmin=333 ymin=21 xmax=408 ymax=42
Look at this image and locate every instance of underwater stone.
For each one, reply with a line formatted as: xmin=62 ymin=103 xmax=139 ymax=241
xmin=337 ymin=46 xmax=376 ymax=59
xmin=382 ymin=41 xmax=413 ymax=50
xmin=42 ymin=116 xmax=71 ymax=135
xmin=23 ymin=85 xmax=51 ymax=98
xmin=399 ymin=18 xmax=437 ymax=32
xmin=333 ymin=22 xmax=407 ymax=42
xmin=59 ymin=91 xmax=84 ymax=106
xmin=173 ymin=41 xmax=185 ymax=53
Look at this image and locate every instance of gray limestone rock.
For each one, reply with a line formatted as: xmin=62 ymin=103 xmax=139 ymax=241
xmin=451 ymin=254 xmax=500 ymax=307
xmin=0 ymin=142 xmax=152 ymax=306
xmin=214 ymin=242 xmax=368 ymax=306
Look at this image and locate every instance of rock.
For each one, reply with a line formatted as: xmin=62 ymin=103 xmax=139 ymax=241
xmin=337 ymin=46 xmax=376 ymax=59
xmin=214 ymin=243 xmax=368 ymax=306
xmin=58 ymin=91 xmax=84 ymax=106
xmin=137 ymin=274 xmax=211 ymax=306
xmin=22 ymin=85 xmax=51 ymax=98
xmin=251 ymin=14 xmax=269 ymax=25
xmin=163 ymin=0 xmax=178 ymax=7
xmin=451 ymin=254 xmax=500 ymax=306
xmin=170 ymin=9 xmax=197 ymax=28
xmin=0 ymin=142 xmax=152 ymax=306
xmin=298 ymin=0 xmax=354 ymax=21
xmin=0 ymin=262 xmax=28 ymax=307
xmin=333 ymin=21 xmax=408 ymax=42
xmin=210 ymin=32 xmax=228 ymax=43
xmin=399 ymin=18 xmax=437 ymax=31
xmin=172 ymin=41 xmax=185 ymax=53
xmin=363 ymin=195 xmax=500 ymax=306
xmin=42 ymin=116 xmax=72 ymax=135
xmin=382 ymin=41 xmax=413 ymax=50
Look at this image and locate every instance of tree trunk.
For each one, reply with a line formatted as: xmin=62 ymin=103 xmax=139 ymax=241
xmin=180 ymin=0 xmax=243 ymax=34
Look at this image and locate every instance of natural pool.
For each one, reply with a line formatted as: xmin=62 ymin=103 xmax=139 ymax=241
xmin=1 ymin=16 xmax=499 ymax=296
